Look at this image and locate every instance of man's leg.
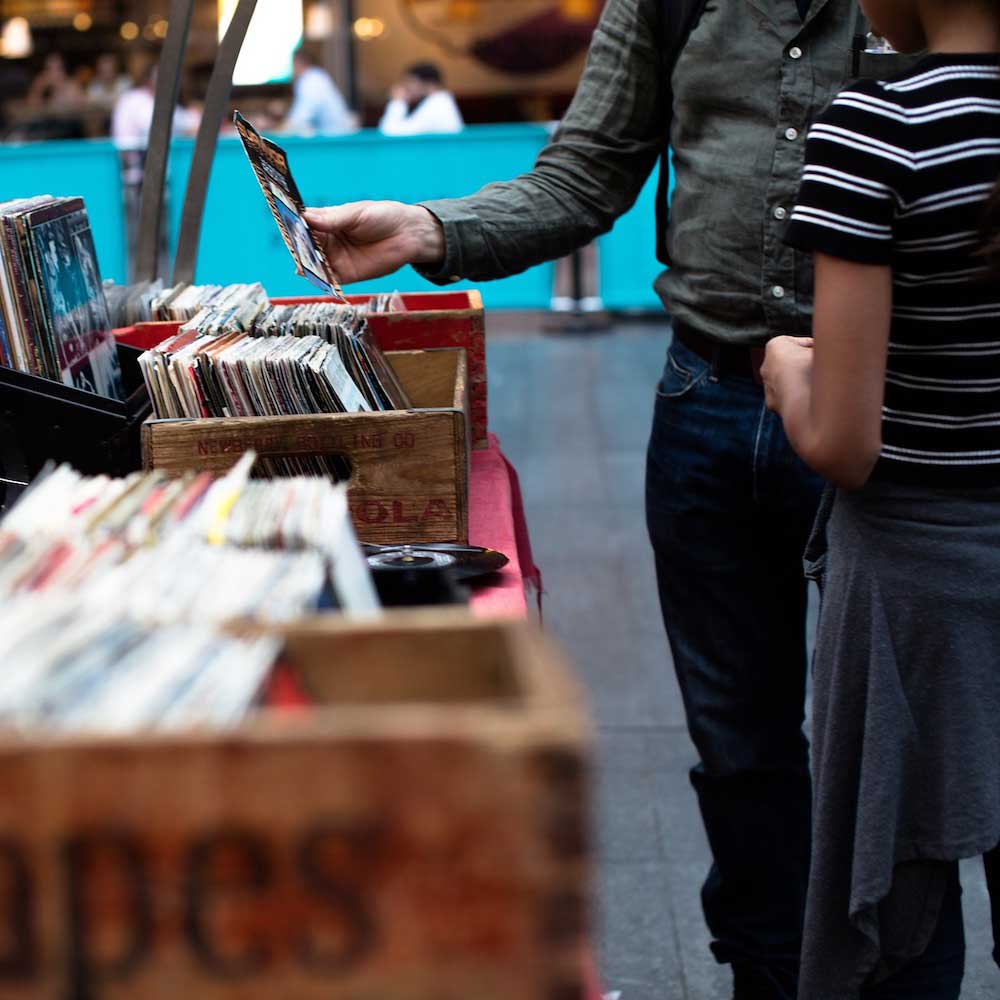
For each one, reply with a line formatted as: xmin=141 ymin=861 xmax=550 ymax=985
xmin=645 ymin=339 xmax=822 ymax=997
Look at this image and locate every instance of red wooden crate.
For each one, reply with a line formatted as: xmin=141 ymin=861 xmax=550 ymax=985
xmin=114 ymin=322 xmax=184 ymax=351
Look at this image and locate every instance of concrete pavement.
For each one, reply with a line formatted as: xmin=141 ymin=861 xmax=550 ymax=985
xmin=486 ymin=319 xmax=998 ymax=1000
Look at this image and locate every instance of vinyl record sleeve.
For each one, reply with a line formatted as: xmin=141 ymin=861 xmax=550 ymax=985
xmin=23 ymin=198 xmax=124 ymax=401
xmin=233 ymin=111 xmax=347 ymax=302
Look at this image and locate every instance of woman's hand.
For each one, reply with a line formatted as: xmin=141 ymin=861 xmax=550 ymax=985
xmin=761 ymin=336 xmax=814 ymax=416
xmin=303 ymin=202 xmax=446 ymax=284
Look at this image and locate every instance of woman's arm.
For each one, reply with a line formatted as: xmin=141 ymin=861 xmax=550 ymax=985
xmin=762 ymin=253 xmax=892 ymax=490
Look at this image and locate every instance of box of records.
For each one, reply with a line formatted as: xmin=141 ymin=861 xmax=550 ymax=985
xmin=275 ymin=289 xmax=489 ymax=449
xmin=0 ymin=197 xmax=153 ymax=508
xmin=133 ymin=284 xmax=471 ymax=544
xmin=0 ymin=614 xmax=589 ymax=1000
xmin=0 ymin=461 xmax=590 ymax=999
xmin=111 ymin=284 xmax=487 ymax=451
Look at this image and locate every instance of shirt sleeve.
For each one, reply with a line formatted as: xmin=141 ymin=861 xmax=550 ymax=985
xmin=784 ymin=82 xmax=909 ymax=265
xmin=416 ymin=0 xmax=665 ymax=284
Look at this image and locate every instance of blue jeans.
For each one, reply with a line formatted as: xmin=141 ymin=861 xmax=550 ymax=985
xmin=645 ymin=336 xmax=823 ymax=997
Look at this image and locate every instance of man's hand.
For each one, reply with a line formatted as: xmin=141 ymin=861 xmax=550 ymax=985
xmin=303 ymin=202 xmax=446 ymax=284
xmin=761 ymin=336 xmax=814 ymax=416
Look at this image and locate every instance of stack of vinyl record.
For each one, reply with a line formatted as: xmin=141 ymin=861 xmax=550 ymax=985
xmin=139 ymin=298 xmax=412 ymax=427
xmin=0 ymin=196 xmax=124 ymax=401
xmin=0 ymin=452 xmax=379 ymax=733
xmin=103 ymin=280 xmax=409 ymax=329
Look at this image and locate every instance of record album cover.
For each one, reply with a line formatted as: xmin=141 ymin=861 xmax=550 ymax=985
xmin=26 ymin=199 xmax=124 ymax=400
xmin=233 ymin=111 xmax=347 ymax=302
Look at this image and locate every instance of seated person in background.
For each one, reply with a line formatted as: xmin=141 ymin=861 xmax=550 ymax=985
xmin=26 ymin=53 xmax=83 ymax=111
xmin=284 ymin=48 xmax=353 ymax=136
xmin=379 ymin=62 xmax=464 ymax=137
xmin=87 ymin=54 xmax=130 ymax=106
xmin=112 ymin=62 xmax=199 ymax=151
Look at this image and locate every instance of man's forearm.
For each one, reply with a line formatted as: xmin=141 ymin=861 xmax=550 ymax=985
xmin=415 ymin=0 xmax=665 ymax=284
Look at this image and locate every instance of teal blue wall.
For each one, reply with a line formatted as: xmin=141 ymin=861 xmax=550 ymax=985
xmin=0 ymin=139 xmax=129 ymax=287
xmin=0 ymin=126 xmax=668 ymax=312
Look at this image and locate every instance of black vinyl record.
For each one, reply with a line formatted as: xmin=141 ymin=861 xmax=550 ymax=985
xmin=363 ymin=544 xmax=509 ymax=582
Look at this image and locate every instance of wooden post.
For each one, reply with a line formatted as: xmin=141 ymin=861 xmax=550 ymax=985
xmin=172 ymin=0 xmax=260 ymax=285
xmin=133 ymin=0 xmax=196 ymax=282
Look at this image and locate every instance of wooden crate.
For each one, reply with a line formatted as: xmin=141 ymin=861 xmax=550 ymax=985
xmin=142 ymin=348 xmax=470 ymax=545
xmin=272 ymin=291 xmax=489 ymax=450
xmin=0 ymin=614 xmax=590 ymax=1000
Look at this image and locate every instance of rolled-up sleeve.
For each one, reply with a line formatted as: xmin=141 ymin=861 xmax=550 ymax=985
xmin=417 ymin=0 xmax=666 ymax=284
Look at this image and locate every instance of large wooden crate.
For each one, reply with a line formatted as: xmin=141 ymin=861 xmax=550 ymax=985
xmin=142 ymin=348 xmax=470 ymax=545
xmin=0 ymin=614 xmax=590 ymax=1000
xmin=272 ymin=291 xmax=489 ymax=449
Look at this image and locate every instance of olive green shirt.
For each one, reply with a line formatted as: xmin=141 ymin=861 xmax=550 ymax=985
xmin=420 ymin=0 xmax=901 ymax=346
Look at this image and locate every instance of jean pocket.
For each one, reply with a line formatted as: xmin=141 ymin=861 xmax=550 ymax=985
xmin=655 ymin=342 xmax=709 ymax=400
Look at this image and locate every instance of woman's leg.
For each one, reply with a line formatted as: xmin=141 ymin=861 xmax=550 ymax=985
xmin=861 ymin=863 xmax=965 ymax=1000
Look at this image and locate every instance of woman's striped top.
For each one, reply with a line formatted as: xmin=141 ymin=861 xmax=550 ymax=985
xmin=785 ymin=54 xmax=1000 ymax=487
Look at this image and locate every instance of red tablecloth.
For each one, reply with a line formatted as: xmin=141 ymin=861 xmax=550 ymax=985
xmin=468 ymin=434 xmax=541 ymax=617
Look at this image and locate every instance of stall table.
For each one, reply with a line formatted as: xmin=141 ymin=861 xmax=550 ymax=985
xmin=468 ymin=434 xmax=540 ymax=617
xmin=469 ymin=438 xmax=604 ymax=1000
xmin=267 ymin=433 xmax=603 ymax=1000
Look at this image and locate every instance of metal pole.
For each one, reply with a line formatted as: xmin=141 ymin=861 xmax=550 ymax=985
xmin=343 ymin=0 xmax=358 ymax=109
xmin=172 ymin=0 xmax=260 ymax=284
xmin=134 ymin=0 xmax=196 ymax=283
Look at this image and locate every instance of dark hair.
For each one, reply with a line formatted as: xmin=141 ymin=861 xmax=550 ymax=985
xmin=405 ymin=62 xmax=444 ymax=85
xmin=293 ymin=47 xmax=317 ymax=67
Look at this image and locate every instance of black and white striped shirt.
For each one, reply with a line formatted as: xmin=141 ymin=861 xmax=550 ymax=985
xmin=785 ymin=54 xmax=1000 ymax=487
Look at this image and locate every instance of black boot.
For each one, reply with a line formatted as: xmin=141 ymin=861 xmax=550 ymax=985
xmin=732 ymin=963 xmax=798 ymax=1000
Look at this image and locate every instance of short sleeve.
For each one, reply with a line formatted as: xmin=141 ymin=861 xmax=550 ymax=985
xmin=784 ymin=82 xmax=909 ymax=264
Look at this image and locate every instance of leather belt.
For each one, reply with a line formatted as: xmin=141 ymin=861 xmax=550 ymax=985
xmin=673 ymin=322 xmax=766 ymax=385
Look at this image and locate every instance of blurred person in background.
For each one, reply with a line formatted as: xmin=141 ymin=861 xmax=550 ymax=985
xmin=283 ymin=48 xmax=353 ymax=136
xmin=379 ymin=62 xmax=464 ymax=137
xmin=112 ymin=59 xmax=198 ymax=282
xmin=26 ymin=54 xmax=83 ymax=112
xmin=0 ymin=61 xmax=30 ymax=136
xmin=111 ymin=61 xmax=199 ymax=150
xmin=87 ymin=54 xmax=130 ymax=107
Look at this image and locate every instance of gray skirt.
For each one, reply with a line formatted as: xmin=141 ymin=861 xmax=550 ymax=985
xmin=798 ymin=481 xmax=1000 ymax=1000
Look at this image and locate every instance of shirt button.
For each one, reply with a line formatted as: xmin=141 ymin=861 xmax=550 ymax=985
xmin=771 ymin=285 xmax=786 ymax=299
xmin=789 ymin=45 xmax=803 ymax=59
xmin=774 ymin=206 xmax=788 ymax=221
xmin=785 ymin=127 xmax=799 ymax=141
